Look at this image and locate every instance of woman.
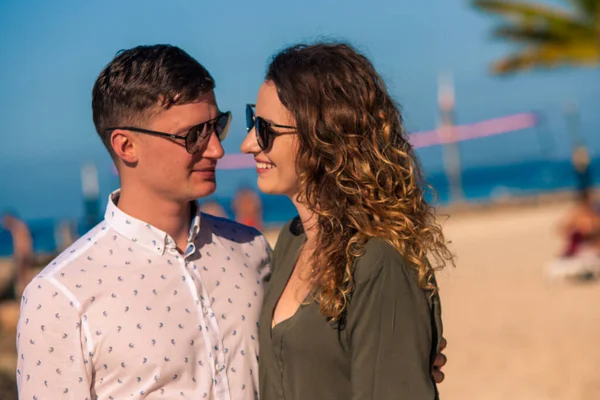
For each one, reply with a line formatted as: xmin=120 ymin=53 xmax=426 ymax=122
xmin=240 ymin=42 xmax=454 ymax=399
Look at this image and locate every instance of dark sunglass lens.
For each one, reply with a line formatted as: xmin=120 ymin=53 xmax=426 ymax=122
xmin=246 ymin=105 xmax=254 ymax=132
xmin=257 ymin=117 xmax=270 ymax=150
xmin=186 ymin=124 xmax=208 ymax=153
xmin=216 ymin=113 xmax=231 ymax=140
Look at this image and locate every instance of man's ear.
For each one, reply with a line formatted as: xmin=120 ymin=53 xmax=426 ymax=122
xmin=110 ymin=129 xmax=139 ymax=165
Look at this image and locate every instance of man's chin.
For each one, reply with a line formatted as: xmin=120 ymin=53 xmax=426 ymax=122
xmin=191 ymin=182 xmax=217 ymax=199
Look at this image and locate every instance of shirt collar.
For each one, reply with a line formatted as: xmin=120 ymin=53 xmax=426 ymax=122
xmin=105 ymin=189 xmax=202 ymax=256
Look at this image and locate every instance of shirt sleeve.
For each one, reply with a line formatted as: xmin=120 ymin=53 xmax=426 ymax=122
xmin=16 ymin=277 xmax=94 ymax=400
xmin=347 ymin=250 xmax=439 ymax=400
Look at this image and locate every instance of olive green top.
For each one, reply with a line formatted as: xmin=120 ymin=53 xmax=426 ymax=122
xmin=259 ymin=218 xmax=443 ymax=400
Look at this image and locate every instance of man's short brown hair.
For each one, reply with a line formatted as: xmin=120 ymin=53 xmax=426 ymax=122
xmin=92 ymin=44 xmax=215 ymax=157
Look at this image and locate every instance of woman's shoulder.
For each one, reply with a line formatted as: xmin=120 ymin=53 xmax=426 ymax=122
xmin=353 ymin=237 xmax=414 ymax=283
xmin=352 ymin=237 xmax=438 ymax=317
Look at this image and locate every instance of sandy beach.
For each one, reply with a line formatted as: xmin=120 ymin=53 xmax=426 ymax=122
xmin=1 ymin=199 xmax=599 ymax=399
xmin=429 ymin=201 xmax=600 ymax=400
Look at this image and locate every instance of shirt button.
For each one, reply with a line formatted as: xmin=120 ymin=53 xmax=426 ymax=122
xmin=202 ymin=307 xmax=209 ymax=315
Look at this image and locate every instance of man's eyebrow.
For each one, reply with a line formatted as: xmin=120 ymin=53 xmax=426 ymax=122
xmin=174 ymin=121 xmax=206 ymax=135
xmin=175 ymin=115 xmax=219 ymax=135
xmin=174 ymin=124 xmax=196 ymax=135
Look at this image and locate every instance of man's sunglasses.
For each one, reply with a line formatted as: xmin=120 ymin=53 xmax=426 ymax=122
xmin=105 ymin=111 xmax=232 ymax=154
xmin=246 ymin=104 xmax=296 ymax=150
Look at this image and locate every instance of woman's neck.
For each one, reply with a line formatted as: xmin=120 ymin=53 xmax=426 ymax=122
xmin=291 ymin=196 xmax=318 ymax=245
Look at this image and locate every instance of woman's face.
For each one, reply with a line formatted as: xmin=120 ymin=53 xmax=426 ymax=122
xmin=240 ymin=81 xmax=300 ymax=198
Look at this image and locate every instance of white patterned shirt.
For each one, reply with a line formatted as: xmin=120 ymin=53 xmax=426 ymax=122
xmin=16 ymin=191 xmax=271 ymax=400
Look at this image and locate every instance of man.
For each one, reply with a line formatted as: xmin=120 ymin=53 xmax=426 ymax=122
xmin=16 ymin=45 xmax=271 ymax=399
xmin=16 ymin=44 xmax=446 ymax=400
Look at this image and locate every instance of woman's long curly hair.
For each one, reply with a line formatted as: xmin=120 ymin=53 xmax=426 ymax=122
xmin=266 ymin=42 xmax=455 ymax=321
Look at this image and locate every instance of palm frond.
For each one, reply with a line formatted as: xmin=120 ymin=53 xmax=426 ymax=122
xmin=473 ymin=0 xmax=582 ymax=25
xmin=473 ymin=0 xmax=600 ymax=74
xmin=492 ymin=42 xmax=600 ymax=74
xmin=493 ymin=25 xmax=568 ymax=43
xmin=563 ymin=0 xmax=600 ymax=17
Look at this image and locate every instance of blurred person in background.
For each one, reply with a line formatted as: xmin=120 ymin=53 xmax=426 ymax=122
xmin=547 ymin=188 xmax=600 ymax=280
xmin=241 ymin=42 xmax=453 ymax=400
xmin=572 ymin=144 xmax=592 ymax=200
xmin=232 ymin=186 xmax=264 ymax=231
xmin=0 ymin=212 xmax=33 ymax=301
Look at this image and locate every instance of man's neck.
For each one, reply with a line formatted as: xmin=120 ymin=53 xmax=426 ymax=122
xmin=116 ymin=185 xmax=193 ymax=252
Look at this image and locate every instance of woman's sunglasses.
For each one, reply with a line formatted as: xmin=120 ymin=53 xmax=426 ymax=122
xmin=105 ymin=111 xmax=232 ymax=154
xmin=246 ymin=104 xmax=296 ymax=150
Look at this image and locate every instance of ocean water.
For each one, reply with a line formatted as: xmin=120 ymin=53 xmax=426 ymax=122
xmin=0 ymin=157 xmax=594 ymax=257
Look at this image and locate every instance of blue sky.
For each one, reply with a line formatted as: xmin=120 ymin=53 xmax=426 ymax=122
xmin=1 ymin=0 xmax=599 ymax=220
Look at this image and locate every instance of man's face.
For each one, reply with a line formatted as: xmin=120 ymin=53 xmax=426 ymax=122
xmin=118 ymin=91 xmax=225 ymax=203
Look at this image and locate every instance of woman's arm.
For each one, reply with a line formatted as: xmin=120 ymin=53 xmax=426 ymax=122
xmin=347 ymin=244 xmax=439 ymax=400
